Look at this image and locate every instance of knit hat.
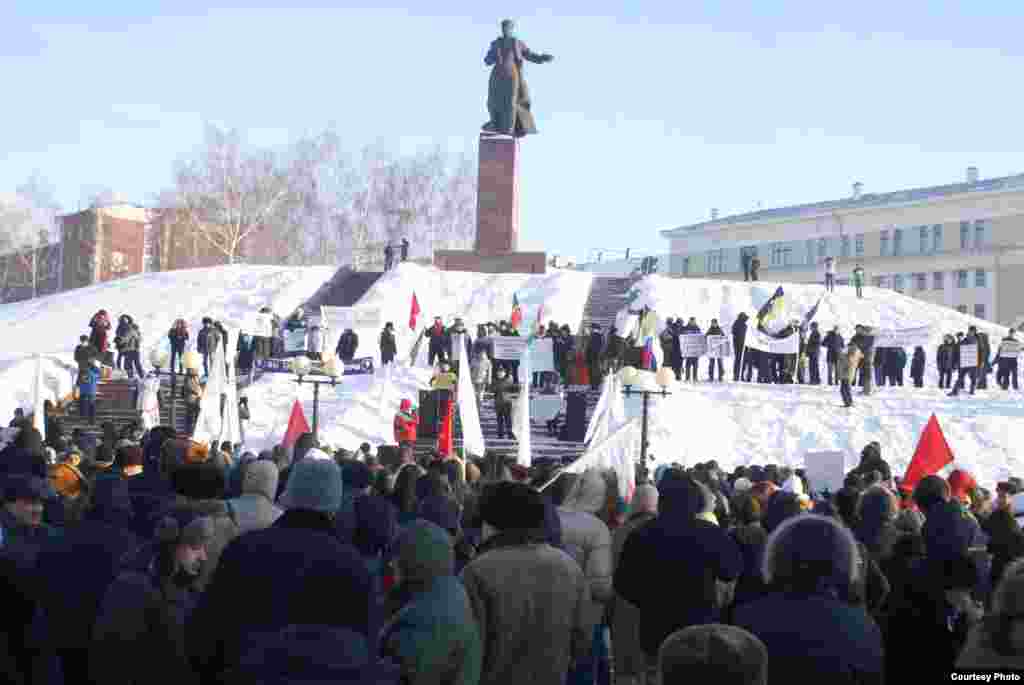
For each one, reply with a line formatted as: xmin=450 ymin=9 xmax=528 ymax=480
xmin=658 ymin=624 xmax=768 ymax=685
xmin=303 ymin=448 xmax=332 ymax=462
xmin=947 ymin=469 xmax=977 ymax=504
xmin=279 ymin=458 xmax=343 ymax=514
xmin=49 ymin=463 xmax=86 ymax=499
xmin=478 ymin=481 xmax=546 ymax=531
xmin=172 ymin=462 xmax=226 ymax=501
xmin=762 ymin=514 xmax=860 ymax=591
xmin=154 ymin=509 xmax=215 ymax=547
xmin=395 ymin=520 xmax=454 ymax=586
xmin=417 ymin=495 xmax=460 ymax=534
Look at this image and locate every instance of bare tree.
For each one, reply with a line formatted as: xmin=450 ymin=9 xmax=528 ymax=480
xmin=162 ymin=125 xmax=298 ymax=265
xmin=0 ymin=179 xmax=59 ymax=301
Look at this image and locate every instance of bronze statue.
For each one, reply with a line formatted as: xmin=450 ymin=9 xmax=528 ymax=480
xmin=483 ymin=19 xmax=554 ymax=138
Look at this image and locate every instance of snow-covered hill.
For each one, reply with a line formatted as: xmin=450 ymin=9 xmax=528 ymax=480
xmin=621 ymin=276 xmax=1024 ymax=490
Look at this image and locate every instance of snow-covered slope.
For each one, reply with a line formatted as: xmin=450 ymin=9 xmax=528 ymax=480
xmin=621 ymin=276 xmax=1024 ymax=490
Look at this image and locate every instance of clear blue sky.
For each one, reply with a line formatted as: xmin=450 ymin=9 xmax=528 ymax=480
xmin=4 ymin=2 xmax=1024 ymax=261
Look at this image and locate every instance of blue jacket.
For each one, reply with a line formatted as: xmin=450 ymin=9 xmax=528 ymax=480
xmin=733 ymin=592 xmax=884 ymax=685
xmin=79 ymin=367 xmax=100 ymax=397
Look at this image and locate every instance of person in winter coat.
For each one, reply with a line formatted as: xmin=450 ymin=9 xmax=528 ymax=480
xmin=911 ymin=346 xmax=926 ymax=388
xmin=447 ymin=318 xmax=472 ymax=369
xmin=226 ymin=460 xmax=282 ymax=534
xmin=558 ymin=469 xmax=615 ymax=676
xmin=937 ymin=335 xmax=956 ymax=389
xmin=731 ymin=314 xmax=749 ymax=383
xmin=196 ymin=317 xmax=213 ymax=377
xmin=89 ymin=310 xmax=112 ymax=356
xmin=851 ymin=325 xmax=876 ymax=395
xmin=996 ymin=330 xmax=1021 ymax=390
xmin=380 ymin=322 xmax=398 ymax=365
xmin=681 ymin=317 xmax=702 ymax=382
xmin=76 ymin=360 xmax=101 ymax=425
xmin=660 ymin=319 xmax=678 ymax=380
xmin=804 ymin=321 xmax=822 ymax=385
xmin=614 ymin=473 xmax=743 ymax=666
xmin=491 ymin=367 xmax=516 ymax=440
xmin=586 ymin=324 xmax=605 ymax=390
xmin=733 ymin=515 xmax=884 ymax=684
xmin=852 ymin=264 xmax=865 ymax=298
xmin=978 ymin=331 xmax=993 ymax=390
xmin=114 ymin=314 xmax=132 ymax=370
xmin=471 ymin=325 xmax=493 ymax=395
xmin=425 ymin=317 xmax=449 ymax=367
xmin=610 ymin=485 xmax=657 ymax=684
xmin=705 ymin=319 xmax=726 ymax=381
xmin=74 ymin=335 xmax=99 ymax=376
xmin=168 ymin=319 xmax=189 ymax=374
xmin=958 ymin=558 xmax=1024 ymax=671
xmin=460 ymin=482 xmax=591 ymax=685
xmin=658 ymin=624 xmax=768 ymax=685
xmin=824 ymin=255 xmax=837 ymax=292
xmin=183 ymin=368 xmax=203 ymax=435
xmin=0 ymin=475 xmax=61 ymax=573
xmin=822 ymin=326 xmax=844 ymax=385
xmin=335 ymin=328 xmax=359 ymax=363
xmin=91 ymin=509 xmax=214 ymax=685
xmin=605 ymin=326 xmax=624 ymax=374
xmin=837 ymin=343 xmax=863 ymax=408
xmin=382 ymin=521 xmax=483 ymax=685
xmin=121 ymin=321 xmax=144 ymax=379
xmin=749 ymin=256 xmax=761 ymax=281
xmin=394 ymin=399 xmax=419 ymax=444
xmin=950 ymin=327 xmax=980 ymax=396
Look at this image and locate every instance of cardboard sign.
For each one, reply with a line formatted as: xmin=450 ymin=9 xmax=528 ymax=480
xmin=803 ymin=450 xmax=847 ymax=496
xmin=283 ymin=327 xmax=307 ymax=353
xmin=679 ymin=333 xmax=707 ymax=358
xmin=706 ymin=335 xmax=733 ymax=359
xmin=255 ymin=356 xmax=374 ymax=376
xmin=492 ymin=336 xmax=527 ymax=361
xmin=959 ymin=344 xmax=979 ymax=369
xmin=746 ymin=328 xmax=800 ymax=355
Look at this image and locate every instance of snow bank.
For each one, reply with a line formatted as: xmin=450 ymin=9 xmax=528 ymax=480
xmin=621 ymin=276 xmax=1023 ymax=490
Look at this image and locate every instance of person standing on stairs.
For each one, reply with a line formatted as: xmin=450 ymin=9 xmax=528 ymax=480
xmin=168 ymin=320 xmax=189 ymax=375
xmin=586 ymin=323 xmax=605 ymax=391
xmin=491 ymin=367 xmax=516 ymax=440
xmin=197 ymin=318 xmax=212 ymax=378
xmin=384 ymin=243 xmax=394 ymax=271
xmin=78 ymin=360 xmax=101 ymax=426
xmin=426 ymin=316 xmax=449 ymax=367
xmin=379 ymin=322 xmax=397 ymax=365
xmin=183 ymin=367 xmax=204 ymax=435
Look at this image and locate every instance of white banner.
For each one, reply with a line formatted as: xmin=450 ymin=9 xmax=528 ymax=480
xmin=530 ymin=338 xmax=555 ymax=373
xmin=246 ymin=312 xmax=274 ymax=338
xmin=322 ymin=306 xmax=383 ymax=331
xmin=960 ymin=344 xmax=979 ymax=369
xmin=284 ymin=327 xmax=307 ymax=353
xmin=706 ymin=335 xmax=733 ymax=359
xmin=746 ymin=328 xmax=800 ymax=355
xmin=492 ymin=336 xmax=527 ymax=361
xmin=457 ymin=340 xmax=486 ymax=458
xmin=874 ymin=326 xmax=932 ymax=348
xmin=516 ymin=345 xmax=532 ymax=468
xmin=804 ymin=450 xmax=847 ymax=496
xmin=679 ymin=333 xmax=706 ymax=358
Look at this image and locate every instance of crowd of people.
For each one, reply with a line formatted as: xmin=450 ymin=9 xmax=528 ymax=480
xmin=3 ymin=415 xmax=1024 ymax=684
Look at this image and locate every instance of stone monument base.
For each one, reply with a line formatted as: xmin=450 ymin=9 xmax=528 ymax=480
xmin=434 ymin=249 xmax=547 ymax=274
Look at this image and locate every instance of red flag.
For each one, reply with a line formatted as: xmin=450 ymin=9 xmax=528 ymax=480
xmin=510 ymin=293 xmax=522 ymax=330
xmin=436 ymin=396 xmax=454 ymax=457
xmin=409 ymin=292 xmax=421 ymax=331
xmin=901 ymin=414 xmax=955 ymax=493
xmin=282 ymin=399 xmax=311 ymax=450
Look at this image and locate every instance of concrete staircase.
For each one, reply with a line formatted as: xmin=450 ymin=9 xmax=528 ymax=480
xmin=579 ymin=275 xmax=638 ymax=334
xmin=304 ymin=267 xmax=385 ymax=310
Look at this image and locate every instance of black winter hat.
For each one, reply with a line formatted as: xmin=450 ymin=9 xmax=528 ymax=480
xmin=478 ymin=481 xmax=546 ymax=531
xmin=658 ymin=624 xmax=768 ymax=685
xmin=762 ymin=514 xmax=861 ymax=592
xmin=171 ymin=462 xmax=226 ymax=500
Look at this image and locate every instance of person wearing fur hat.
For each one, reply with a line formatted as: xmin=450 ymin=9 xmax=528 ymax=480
xmin=615 ymin=473 xmax=743 ymax=674
xmin=460 ymin=481 xmax=591 ymax=685
xmin=0 ymin=474 xmax=61 ymax=571
xmin=91 ymin=508 xmax=214 ymax=685
xmin=732 ymin=515 xmax=884 ymax=683
xmin=381 ymin=521 xmax=482 ymax=685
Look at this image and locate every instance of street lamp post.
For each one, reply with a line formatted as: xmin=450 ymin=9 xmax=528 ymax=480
xmin=618 ymin=365 xmax=674 ymax=484
xmin=290 ymin=355 xmax=342 ymax=437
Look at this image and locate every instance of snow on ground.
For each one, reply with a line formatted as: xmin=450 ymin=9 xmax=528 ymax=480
xmin=0 ymin=264 xmax=335 ymax=424
xmin=621 ymin=275 xmax=1024 ymax=490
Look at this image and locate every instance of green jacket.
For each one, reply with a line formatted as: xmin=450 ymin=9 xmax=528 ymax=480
xmin=383 ymin=575 xmax=482 ymax=685
xmin=852 ymin=268 xmax=865 ymax=286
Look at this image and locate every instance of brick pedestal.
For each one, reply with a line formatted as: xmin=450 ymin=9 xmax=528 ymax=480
xmin=434 ymin=133 xmax=546 ymax=274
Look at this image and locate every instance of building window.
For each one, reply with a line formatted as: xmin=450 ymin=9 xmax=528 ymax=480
xmin=770 ymin=242 xmax=792 ymax=266
xmin=894 ymin=274 xmax=905 ymax=292
xmin=855 ymin=234 xmax=864 ymax=256
xmin=818 ymin=238 xmax=828 ymax=258
xmin=957 ymin=305 xmax=968 ymax=314
xmin=915 ymin=273 xmax=927 ymax=290
xmin=893 ymin=228 xmax=903 ymax=256
xmin=975 ymin=220 xmax=986 ymax=248
xmin=933 ymin=224 xmax=942 ymax=252
xmin=840 ymin=235 xmax=850 ymax=258
xmin=957 ymin=269 xmax=968 ymax=288
xmin=976 ymin=269 xmax=987 ymax=287
xmin=681 ymin=257 xmax=690 ymax=275
xmin=933 ymin=272 xmax=944 ymax=290
xmin=919 ymin=226 xmax=929 ymax=253
xmin=960 ymin=221 xmax=970 ymax=249
xmin=975 ymin=304 xmax=986 ymax=319
xmin=806 ymin=239 xmax=815 ymax=265
xmin=880 ymin=230 xmax=890 ymax=257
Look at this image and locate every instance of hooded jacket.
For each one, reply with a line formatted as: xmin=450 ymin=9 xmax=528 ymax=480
xmin=394 ymin=400 xmax=419 ymax=444
xmin=614 ymin=474 xmax=743 ymax=656
xmin=228 ymin=461 xmax=283 ymax=535
xmin=558 ymin=469 xmax=614 ymax=640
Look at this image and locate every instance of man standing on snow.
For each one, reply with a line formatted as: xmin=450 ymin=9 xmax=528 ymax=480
xmin=197 ymin=318 xmax=213 ymax=378
xmin=997 ymin=330 xmax=1021 ymax=390
xmin=852 ymin=264 xmax=865 ymax=298
xmin=805 ymin=322 xmax=822 ymax=385
xmin=949 ymin=326 xmax=980 ymax=397
xmin=400 ymin=238 xmax=410 ymax=263
xmin=837 ymin=343 xmax=862 ymax=408
xmin=731 ymin=313 xmax=748 ymax=382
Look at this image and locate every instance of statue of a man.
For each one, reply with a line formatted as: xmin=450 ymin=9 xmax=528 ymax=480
xmin=483 ymin=19 xmax=554 ymax=138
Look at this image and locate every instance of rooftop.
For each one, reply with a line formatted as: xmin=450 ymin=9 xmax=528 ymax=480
xmin=661 ymin=171 xmax=1024 ymax=238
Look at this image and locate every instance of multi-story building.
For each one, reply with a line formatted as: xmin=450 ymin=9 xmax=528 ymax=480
xmin=661 ymin=167 xmax=1024 ymax=325
xmin=59 ymin=203 xmax=149 ymax=290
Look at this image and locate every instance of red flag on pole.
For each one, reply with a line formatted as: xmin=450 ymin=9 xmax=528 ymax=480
xmin=282 ymin=399 xmax=311 ymax=450
xmin=409 ymin=292 xmax=421 ymax=331
xmin=510 ymin=293 xmax=523 ymax=330
xmin=901 ymin=414 xmax=955 ymax=493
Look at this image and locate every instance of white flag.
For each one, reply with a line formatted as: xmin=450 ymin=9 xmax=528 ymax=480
xmin=457 ymin=341 xmax=486 ymax=458
xmin=585 ymin=374 xmax=613 ymax=445
xmin=608 ymin=375 xmax=627 ymax=432
xmin=32 ymin=354 xmax=45 ymax=441
xmin=219 ymin=328 xmax=241 ymax=446
xmin=564 ymin=416 xmax=640 ymax=502
xmin=516 ymin=344 xmax=532 ymax=467
xmin=192 ymin=332 xmax=226 ymax=444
